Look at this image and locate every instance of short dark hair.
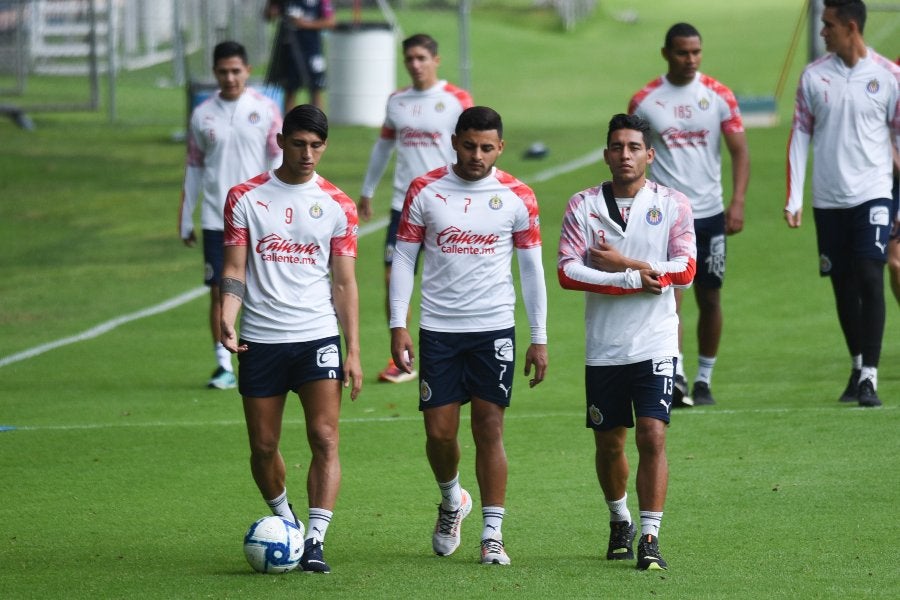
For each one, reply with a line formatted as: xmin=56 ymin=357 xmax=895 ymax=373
xmin=664 ymin=22 xmax=701 ymax=49
xmin=283 ymin=104 xmax=328 ymax=140
xmin=402 ymin=33 xmax=438 ymax=56
xmin=213 ymin=40 xmax=248 ymax=65
xmin=824 ymin=0 xmax=867 ymax=33
xmin=606 ymin=113 xmax=652 ymax=149
xmin=455 ymin=106 xmax=503 ymax=139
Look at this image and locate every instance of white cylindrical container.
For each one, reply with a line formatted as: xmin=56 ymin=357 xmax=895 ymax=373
xmin=327 ymin=23 xmax=396 ymax=127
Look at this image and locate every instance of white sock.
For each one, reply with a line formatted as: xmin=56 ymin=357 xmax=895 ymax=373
xmin=695 ymin=355 xmax=716 ymax=385
xmin=606 ymin=493 xmax=632 ymax=524
xmin=852 ymin=354 xmax=862 ymax=370
xmin=215 ymin=343 xmax=233 ymax=372
xmin=860 ymin=366 xmax=878 ymax=389
xmin=438 ymin=473 xmax=462 ymax=511
xmin=482 ymin=506 xmax=505 ymax=541
xmin=307 ymin=508 xmax=333 ymax=543
xmin=640 ymin=510 xmax=663 ymax=537
xmin=266 ymin=490 xmax=295 ymax=522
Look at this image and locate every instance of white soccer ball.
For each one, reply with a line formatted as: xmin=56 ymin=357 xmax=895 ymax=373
xmin=243 ymin=515 xmax=305 ymax=573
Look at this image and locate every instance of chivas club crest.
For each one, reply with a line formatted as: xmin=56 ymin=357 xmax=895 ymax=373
xmin=645 ymin=207 xmax=663 ymax=225
xmin=489 ymin=195 xmax=503 ymax=210
xmin=309 ymin=203 xmax=323 ymax=219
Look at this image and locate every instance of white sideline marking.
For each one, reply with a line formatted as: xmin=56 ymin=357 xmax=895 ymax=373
xmin=0 ymin=216 xmax=390 ymax=370
xmin=0 ymin=146 xmax=607 ymax=370
xmin=0 ymin=287 xmax=209 ymax=368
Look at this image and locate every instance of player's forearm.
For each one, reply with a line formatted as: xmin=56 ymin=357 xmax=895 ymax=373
xmin=332 ymin=257 xmax=361 ymax=354
xmin=361 ymin=137 xmax=395 ymax=198
xmin=785 ymin=127 xmax=811 ymax=213
xmin=388 ymin=240 xmax=417 ymax=328
xmin=517 ymin=246 xmax=548 ymax=344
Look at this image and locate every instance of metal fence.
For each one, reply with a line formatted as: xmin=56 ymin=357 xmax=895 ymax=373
xmin=0 ymin=0 xmax=270 ymax=123
xmin=0 ymin=0 xmax=604 ymax=128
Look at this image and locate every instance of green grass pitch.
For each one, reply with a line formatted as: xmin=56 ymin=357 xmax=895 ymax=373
xmin=1 ymin=1 xmax=899 ymax=598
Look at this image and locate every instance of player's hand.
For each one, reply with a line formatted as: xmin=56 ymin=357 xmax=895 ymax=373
xmin=640 ymin=269 xmax=663 ymax=295
xmin=182 ymin=230 xmax=197 ymax=247
xmin=357 ymin=197 xmax=373 ymax=222
xmin=220 ymin=321 xmax=247 ymax=354
xmin=589 ymin=243 xmax=627 ymax=272
xmin=725 ymin=201 xmax=745 ymax=235
xmin=523 ymin=343 xmax=548 ymax=388
xmin=390 ymin=328 xmax=415 ymax=374
xmin=343 ymin=350 xmax=363 ymax=401
xmin=784 ymin=208 xmax=802 ymax=228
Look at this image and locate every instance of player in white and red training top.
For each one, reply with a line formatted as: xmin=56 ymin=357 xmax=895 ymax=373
xmin=628 ymin=22 xmax=749 ymax=408
xmin=358 ymin=33 xmax=473 ymax=384
xmin=786 ymin=0 xmax=900 ymax=408
xmin=558 ymin=113 xmax=695 ymax=572
xmin=886 ymin=57 xmax=900 ymax=321
xmin=221 ymin=105 xmax=361 ymax=574
xmin=389 ymin=107 xmax=547 ymax=566
xmin=179 ymin=40 xmax=283 ymax=390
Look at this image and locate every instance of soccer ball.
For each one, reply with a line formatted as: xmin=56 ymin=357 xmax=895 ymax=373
xmin=243 ymin=515 xmax=305 ymax=573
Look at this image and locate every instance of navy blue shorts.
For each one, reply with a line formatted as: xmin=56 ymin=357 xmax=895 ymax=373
xmin=890 ymin=175 xmax=899 ymax=241
xmin=384 ymin=209 xmax=402 ymax=265
xmin=813 ymin=198 xmax=892 ymax=276
xmin=237 ymin=336 xmax=343 ymax=398
xmin=202 ymin=229 xmax=224 ymax=286
xmin=418 ymin=327 xmax=516 ymax=410
xmin=693 ymin=213 xmax=726 ymax=289
xmin=585 ymin=358 xmax=676 ymax=430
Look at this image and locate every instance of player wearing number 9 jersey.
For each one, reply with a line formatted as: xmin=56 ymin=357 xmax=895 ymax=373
xmin=221 ymin=105 xmax=361 ymax=574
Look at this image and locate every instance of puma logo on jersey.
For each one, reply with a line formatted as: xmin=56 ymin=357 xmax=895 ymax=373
xmin=659 ymin=398 xmax=672 ymax=414
xmin=256 ymin=200 xmax=270 ymax=210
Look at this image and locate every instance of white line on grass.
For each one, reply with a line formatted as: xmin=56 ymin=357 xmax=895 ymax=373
xmin=7 ymin=404 xmax=894 ymax=432
xmin=1 ymin=148 xmax=606 ymax=370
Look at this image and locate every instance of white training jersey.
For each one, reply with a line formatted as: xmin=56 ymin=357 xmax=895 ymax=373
xmin=629 ymin=73 xmax=744 ymax=219
xmin=557 ymin=180 xmax=696 ymax=366
xmin=786 ymin=49 xmax=900 ymax=212
xmin=223 ymin=171 xmax=358 ymax=343
xmin=181 ymin=88 xmax=283 ymax=236
xmin=361 ymin=80 xmax=473 ymax=211
xmin=396 ymin=165 xmax=541 ymax=332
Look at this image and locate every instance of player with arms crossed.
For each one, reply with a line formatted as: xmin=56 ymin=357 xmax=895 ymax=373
xmin=629 ymin=22 xmax=749 ymax=407
xmin=558 ymin=113 xmax=696 ymax=571
xmin=179 ymin=40 xmax=283 ymax=390
xmin=785 ymin=0 xmax=900 ymax=407
xmin=358 ymin=33 xmax=473 ymax=383
xmin=221 ymin=105 xmax=362 ymax=573
xmin=389 ymin=106 xmax=548 ymax=565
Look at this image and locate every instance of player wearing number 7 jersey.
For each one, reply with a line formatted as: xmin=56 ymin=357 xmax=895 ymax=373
xmin=389 ymin=106 xmax=548 ymax=566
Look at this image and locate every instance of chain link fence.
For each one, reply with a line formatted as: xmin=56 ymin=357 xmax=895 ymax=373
xmin=0 ymin=0 xmax=598 ymax=129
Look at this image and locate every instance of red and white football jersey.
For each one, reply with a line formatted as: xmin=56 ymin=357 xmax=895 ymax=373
xmin=396 ymin=165 xmax=541 ymax=332
xmin=224 ymin=171 xmax=358 ymax=343
xmin=557 ymin=180 xmax=696 ymax=366
xmin=181 ymin=88 xmax=283 ymax=235
xmin=787 ymin=49 xmax=900 ymax=212
xmin=361 ymin=81 xmax=473 ymax=211
xmin=629 ymin=73 xmax=744 ymax=219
